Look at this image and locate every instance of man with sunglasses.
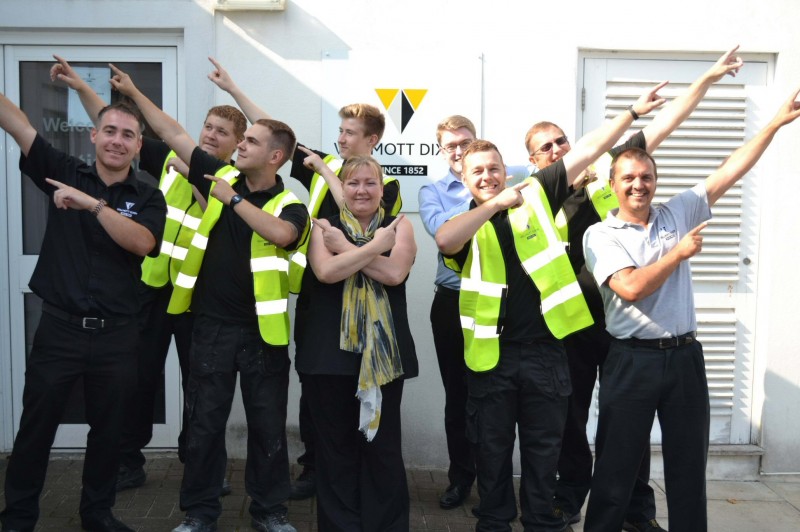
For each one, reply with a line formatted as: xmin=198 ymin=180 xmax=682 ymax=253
xmin=419 ymin=115 xmax=531 ymax=510
xmin=528 ymin=46 xmax=743 ymax=532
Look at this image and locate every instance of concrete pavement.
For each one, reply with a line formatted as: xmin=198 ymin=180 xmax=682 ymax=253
xmin=2 ymin=453 xmax=800 ymax=531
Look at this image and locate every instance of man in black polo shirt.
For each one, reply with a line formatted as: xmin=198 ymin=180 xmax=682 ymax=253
xmin=112 ymin=66 xmax=308 ymax=532
xmin=0 ymin=92 xmax=166 ymax=532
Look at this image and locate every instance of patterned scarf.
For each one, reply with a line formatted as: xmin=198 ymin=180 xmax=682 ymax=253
xmin=339 ymin=203 xmax=404 ymax=441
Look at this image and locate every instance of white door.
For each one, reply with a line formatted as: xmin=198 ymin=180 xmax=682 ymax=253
xmin=580 ymin=54 xmax=771 ymax=445
xmin=3 ymin=44 xmax=181 ymax=449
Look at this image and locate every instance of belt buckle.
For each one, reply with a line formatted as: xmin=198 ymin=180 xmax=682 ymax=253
xmin=82 ymin=317 xmax=104 ymax=330
xmin=658 ymin=337 xmax=677 ymax=349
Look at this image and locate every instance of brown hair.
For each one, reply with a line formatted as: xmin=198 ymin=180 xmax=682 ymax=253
xmin=339 ymin=103 xmax=386 ymax=141
xmin=254 ymin=118 xmax=297 ymax=167
xmin=436 ymin=115 xmax=477 ymax=144
xmin=207 ymin=105 xmax=247 ymax=140
xmin=610 ymin=147 xmax=658 ymax=181
xmin=524 ymin=121 xmax=565 ymax=155
xmin=97 ymin=102 xmax=144 ymax=133
xmin=461 ymin=139 xmax=505 ymax=172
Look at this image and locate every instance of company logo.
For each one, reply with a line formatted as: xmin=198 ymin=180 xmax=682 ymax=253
xmin=117 ymin=201 xmax=138 ymax=219
xmin=126 ymin=202 xmax=135 ymax=210
xmin=375 ymin=88 xmax=428 ymax=133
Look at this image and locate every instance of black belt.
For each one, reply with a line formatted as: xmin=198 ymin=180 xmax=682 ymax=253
xmin=434 ymin=285 xmax=460 ymax=297
xmin=624 ymin=331 xmax=696 ymax=349
xmin=42 ymin=302 xmax=133 ymax=330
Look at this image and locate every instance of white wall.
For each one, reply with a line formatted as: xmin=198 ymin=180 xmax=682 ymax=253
xmin=2 ymin=0 xmax=800 ymax=473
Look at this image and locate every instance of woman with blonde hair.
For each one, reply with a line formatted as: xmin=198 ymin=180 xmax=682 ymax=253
xmin=295 ymin=155 xmax=418 ymax=531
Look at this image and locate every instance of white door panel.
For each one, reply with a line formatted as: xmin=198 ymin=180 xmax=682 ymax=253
xmin=581 ymin=55 xmax=770 ymax=445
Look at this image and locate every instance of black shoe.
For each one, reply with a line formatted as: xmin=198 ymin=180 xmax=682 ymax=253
xmin=251 ymin=512 xmax=297 ymax=532
xmin=289 ymin=467 xmax=315 ymax=500
xmin=81 ymin=513 xmax=134 ymax=532
xmin=439 ymin=484 xmax=470 ymax=509
xmin=171 ymin=516 xmax=218 ymax=532
xmin=221 ymin=477 xmax=232 ymax=497
xmin=623 ymin=519 xmax=668 ymax=532
xmin=115 ymin=465 xmax=146 ymax=492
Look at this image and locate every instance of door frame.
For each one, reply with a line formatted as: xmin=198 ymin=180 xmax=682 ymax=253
xmin=1 ymin=36 xmax=182 ymax=450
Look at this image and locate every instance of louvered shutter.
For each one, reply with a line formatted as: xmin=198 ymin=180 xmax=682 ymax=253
xmin=583 ymin=57 xmax=770 ymax=444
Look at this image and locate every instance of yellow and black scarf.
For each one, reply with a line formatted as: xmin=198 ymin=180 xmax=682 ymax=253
xmin=339 ymin=204 xmax=404 ymax=441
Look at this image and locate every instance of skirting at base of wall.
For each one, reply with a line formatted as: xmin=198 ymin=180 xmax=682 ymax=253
xmin=648 ymin=444 xmax=764 ymax=481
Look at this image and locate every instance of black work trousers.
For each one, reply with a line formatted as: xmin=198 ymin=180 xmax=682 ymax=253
xmin=0 ymin=311 xmax=137 ymax=530
xmin=430 ymin=286 xmax=475 ymax=489
xmin=179 ymin=317 xmax=291 ymax=522
xmin=120 ymin=283 xmax=193 ymax=469
xmin=295 ymin=376 xmax=316 ymax=469
xmin=584 ymin=339 xmax=709 ymax=532
xmin=467 ymin=340 xmax=571 ymax=532
xmin=305 ymin=375 xmax=409 ymax=532
xmin=555 ymin=322 xmax=655 ymax=521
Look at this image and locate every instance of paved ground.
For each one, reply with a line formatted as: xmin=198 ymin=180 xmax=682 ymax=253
xmin=2 ymin=453 xmax=800 ymax=531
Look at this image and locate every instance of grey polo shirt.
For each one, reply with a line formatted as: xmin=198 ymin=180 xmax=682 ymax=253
xmin=582 ymin=183 xmax=712 ymax=340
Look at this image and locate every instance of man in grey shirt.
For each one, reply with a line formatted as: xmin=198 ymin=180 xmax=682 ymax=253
xmin=582 ymin=87 xmax=800 ymax=532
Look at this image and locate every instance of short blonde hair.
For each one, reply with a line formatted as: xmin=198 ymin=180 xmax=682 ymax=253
xmin=339 ymin=103 xmax=386 ymax=140
xmin=436 ymin=115 xmax=477 ymax=144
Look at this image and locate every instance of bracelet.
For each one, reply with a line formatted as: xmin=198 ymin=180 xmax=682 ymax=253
xmin=627 ymin=105 xmax=640 ymax=121
xmin=91 ymin=198 xmax=107 ymax=217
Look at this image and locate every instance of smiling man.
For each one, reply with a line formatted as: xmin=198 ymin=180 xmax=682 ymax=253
xmin=582 ymin=87 xmax=800 ymax=532
xmin=0 ymin=90 xmax=166 ymax=532
xmin=112 ymin=65 xmax=308 ymax=532
xmin=527 ymin=47 xmax=745 ymax=532
xmin=206 ymin=57 xmax=403 ymax=500
xmin=50 ymin=56 xmax=248 ymax=496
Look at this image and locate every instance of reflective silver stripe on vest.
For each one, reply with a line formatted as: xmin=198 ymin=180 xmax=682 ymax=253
xmin=459 ymin=316 xmax=500 ymax=339
xmin=291 ymin=252 xmax=307 ymax=269
xmin=541 ymin=283 xmax=584 ymax=315
xmin=171 ymin=246 xmax=189 ymax=261
xmin=174 ymin=272 xmax=196 ymax=289
xmin=182 ymin=213 xmax=202 ymax=231
xmin=256 ymin=299 xmax=289 ymax=316
xmin=250 ymin=256 xmax=289 ymax=273
xmin=460 ymin=277 xmax=506 ymax=297
xmin=160 ymin=240 xmax=174 ymax=256
xmin=166 ymin=204 xmax=185 ymax=223
xmin=160 ymin=168 xmax=180 ymax=194
xmin=190 ymin=232 xmax=209 ymax=251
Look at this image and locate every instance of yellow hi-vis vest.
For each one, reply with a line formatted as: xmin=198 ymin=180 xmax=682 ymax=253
xmin=554 ymin=152 xmax=618 ymax=241
xmin=167 ymin=172 xmax=307 ymax=346
xmin=287 ymin=155 xmax=402 ymax=294
xmin=446 ymin=178 xmax=593 ymax=372
xmin=140 ymin=151 xmax=218 ymax=288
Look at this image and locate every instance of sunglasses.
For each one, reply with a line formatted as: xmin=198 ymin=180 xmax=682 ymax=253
xmin=532 ymin=135 xmax=569 ymax=155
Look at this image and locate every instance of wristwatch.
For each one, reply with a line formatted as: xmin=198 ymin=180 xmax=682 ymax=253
xmin=229 ymin=194 xmax=244 ymax=209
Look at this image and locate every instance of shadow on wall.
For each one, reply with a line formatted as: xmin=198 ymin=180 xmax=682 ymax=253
xmin=761 ymin=369 xmax=800 ymax=474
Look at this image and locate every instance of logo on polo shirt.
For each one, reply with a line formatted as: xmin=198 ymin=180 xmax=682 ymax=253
xmin=117 ymin=201 xmax=138 ymax=218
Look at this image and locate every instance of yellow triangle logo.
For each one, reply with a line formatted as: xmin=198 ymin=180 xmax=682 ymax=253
xmin=375 ymin=89 xmax=400 ymax=110
xmin=403 ymin=89 xmax=428 ymax=111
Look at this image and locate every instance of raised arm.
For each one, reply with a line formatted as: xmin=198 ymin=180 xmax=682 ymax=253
xmin=704 ymin=86 xmax=800 ymax=205
xmin=50 ymin=55 xmax=107 ymax=126
xmin=207 ymin=57 xmax=270 ymax=124
xmin=563 ymin=82 xmax=667 ymax=186
xmin=643 ymin=45 xmax=743 ymax=152
xmin=435 ymin=182 xmax=528 ymax=256
xmin=309 ymin=216 xmax=406 ymax=284
xmin=0 ymin=91 xmax=37 ymax=156
xmin=297 ymin=145 xmax=344 ymax=207
xmin=606 ymin=222 xmax=707 ymax=302
xmin=109 ymin=64 xmax=197 ymax=164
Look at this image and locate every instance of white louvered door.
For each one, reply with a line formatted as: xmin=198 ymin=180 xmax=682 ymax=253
xmin=581 ymin=55 xmax=770 ymax=445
